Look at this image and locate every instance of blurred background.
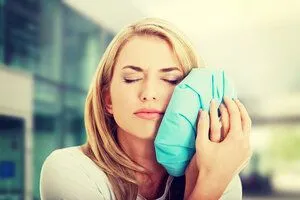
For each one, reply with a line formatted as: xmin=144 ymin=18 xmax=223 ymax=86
xmin=0 ymin=0 xmax=299 ymax=199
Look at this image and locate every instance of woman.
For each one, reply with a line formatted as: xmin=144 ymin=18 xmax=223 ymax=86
xmin=40 ymin=18 xmax=252 ymax=200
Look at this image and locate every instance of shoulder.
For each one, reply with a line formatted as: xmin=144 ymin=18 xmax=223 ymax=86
xmin=40 ymin=146 xmax=114 ymax=200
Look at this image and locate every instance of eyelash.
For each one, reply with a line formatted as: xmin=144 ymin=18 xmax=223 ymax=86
xmin=124 ymin=79 xmax=180 ymax=85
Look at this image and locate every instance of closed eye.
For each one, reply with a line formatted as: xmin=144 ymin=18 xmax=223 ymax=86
xmin=163 ymin=79 xmax=181 ymax=85
xmin=123 ymin=78 xmax=182 ymax=85
xmin=123 ymin=78 xmax=142 ymax=83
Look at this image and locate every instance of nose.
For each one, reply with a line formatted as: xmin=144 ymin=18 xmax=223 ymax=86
xmin=142 ymin=96 xmax=156 ymax=101
xmin=139 ymin=79 xmax=159 ymax=102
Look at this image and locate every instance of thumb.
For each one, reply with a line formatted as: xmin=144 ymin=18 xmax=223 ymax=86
xmin=196 ymin=110 xmax=210 ymax=145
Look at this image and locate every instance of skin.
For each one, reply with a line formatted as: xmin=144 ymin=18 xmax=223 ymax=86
xmin=105 ymin=35 xmax=183 ymax=199
xmin=104 ymin=35 xmax=252 ymax=199
xmin=184 ymin=97 xmax=252 ymax=200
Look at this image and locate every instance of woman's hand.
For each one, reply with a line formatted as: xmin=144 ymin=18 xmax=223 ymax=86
xmin=184 ymin=98 xmax=229 ymax=198
xmin=184 ymin=97 xmax=252 ymax=200
xmin=195 ymin=97 xmax=252 ymax=177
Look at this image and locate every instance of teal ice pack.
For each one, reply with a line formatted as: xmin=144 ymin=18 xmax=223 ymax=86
xmin=154 ymin=67 xmax=237 ymax=177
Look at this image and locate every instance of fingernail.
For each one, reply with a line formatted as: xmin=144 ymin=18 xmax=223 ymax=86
xmin=201 ymin=110 xmax=207 ymax=118
xmin=198 ymin=109 xmax=202 ymax=117
xmin=210 ymin=99 xmax=215 ymax=105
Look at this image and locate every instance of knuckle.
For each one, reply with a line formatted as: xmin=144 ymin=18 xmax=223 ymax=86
xmin=231 ymin=127 xmax=242 ymax=134
xmin=233 ymin=106 xmax=241 ymax=114
xmin=230 ymin=132 xmax=242 ymax=141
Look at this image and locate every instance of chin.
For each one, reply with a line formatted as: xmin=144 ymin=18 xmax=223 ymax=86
xmin=134 ymin=129 xmax=157 ymax=140
xmin=121 ymin=119 xmax=161 ymax=140
xmin=133 ymin=126 xmax=159 ymax=140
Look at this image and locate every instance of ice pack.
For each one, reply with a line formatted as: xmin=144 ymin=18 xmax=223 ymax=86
xmin=154 ymin=67 xmax=237 ymax=176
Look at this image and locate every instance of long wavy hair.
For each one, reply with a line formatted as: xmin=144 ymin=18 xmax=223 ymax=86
xmin=83 ymin=18 xmax=203 ymax=200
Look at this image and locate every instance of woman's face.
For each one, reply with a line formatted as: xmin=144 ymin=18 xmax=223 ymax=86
xmin=106 ymin=36 xmax=183 ymax=139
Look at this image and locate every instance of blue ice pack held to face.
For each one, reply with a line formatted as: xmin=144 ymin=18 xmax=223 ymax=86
xmin=154 ymin=67 xmax=237 ymax=177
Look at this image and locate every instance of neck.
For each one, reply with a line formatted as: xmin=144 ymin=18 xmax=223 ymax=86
xmin=117 ymin=128 xmax=169 ymax=199
xmin=117 ymin=128 xmax=166 ymax=176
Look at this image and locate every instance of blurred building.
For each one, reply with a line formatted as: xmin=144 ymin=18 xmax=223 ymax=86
xmin=0 ymin=0 xmax=114 ymax=199
xmin=1 ymin=0 xmax=300 ymax=200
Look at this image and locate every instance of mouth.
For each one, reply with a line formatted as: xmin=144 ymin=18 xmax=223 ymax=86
xmin=134 ymin=112 xmax=164 ymax=120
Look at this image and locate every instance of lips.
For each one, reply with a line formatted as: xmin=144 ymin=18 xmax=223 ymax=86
xmin=134 ymin=109 xmax=164 ymax=120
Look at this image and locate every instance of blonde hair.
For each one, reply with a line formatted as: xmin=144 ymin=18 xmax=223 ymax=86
xmin=84 ymin=18 xmax=203 ymax=200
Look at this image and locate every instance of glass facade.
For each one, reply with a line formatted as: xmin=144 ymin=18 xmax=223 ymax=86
xmin=0 ymin=0 xmax=114 ymax=199
xmin=0 ymin=0 xmax=4 ymax=63
xmin=0 ymin=115 xmax=25 ymax=199
xmin=1 ymin=1 xmax=300 ymax=200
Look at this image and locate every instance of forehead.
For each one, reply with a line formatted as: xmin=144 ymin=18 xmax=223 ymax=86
xmin=114 ymin=35 xmax=181 ymax=71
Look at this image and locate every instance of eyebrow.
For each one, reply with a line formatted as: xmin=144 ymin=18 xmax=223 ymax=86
xmin=122 ymin=65 xmax=181 ymax=73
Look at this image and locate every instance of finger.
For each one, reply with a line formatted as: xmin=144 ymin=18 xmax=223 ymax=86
xmin=219 ymin=103 xmax=229 ymax=140
xmin=196 ymin=110 xmax=210 ymax=145
xmin=223 ymin=96 xmax=242 ymax=134
xmin=235 ymin=99 xmax=252 ymax=134
xmin=209 ymin=99 xmax=222 ymax=142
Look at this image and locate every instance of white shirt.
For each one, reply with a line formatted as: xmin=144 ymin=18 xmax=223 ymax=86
xmin=40 ymin=146 xmax=242 ymax=200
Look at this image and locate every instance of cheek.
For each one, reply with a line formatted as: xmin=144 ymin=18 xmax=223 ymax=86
xmin=110 ymin=91 xmax=132 ymax=131
xmin=162 ymin=85 xmax=177 ymax=106
xmin=110 ymin=83 xmax=136 ymax=117
xmin=110 ymin=88 xmax=140 ymax=135
xmin=111 ymin=82 xmax=135 ymax=102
